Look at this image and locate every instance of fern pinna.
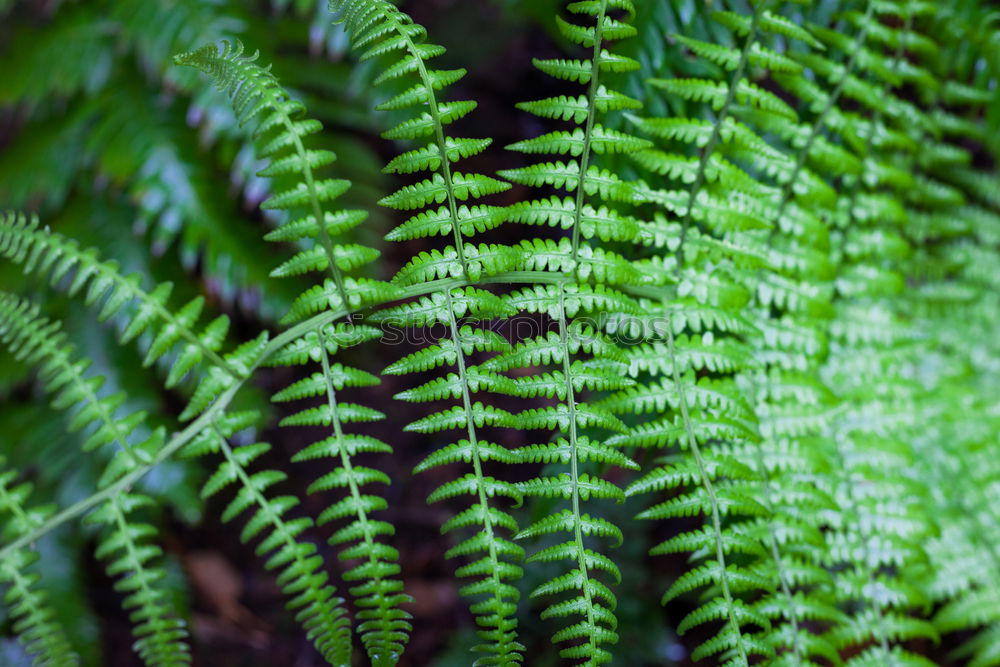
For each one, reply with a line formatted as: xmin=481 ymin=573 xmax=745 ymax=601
xmin=2 ymin=0 xmax=1000 ymax=666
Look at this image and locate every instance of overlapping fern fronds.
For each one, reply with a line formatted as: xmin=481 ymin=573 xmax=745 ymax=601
xmin=0 ymin=293 xmax=190 ymax=665
xmin=0 ymin=282 xmax=360 ymax=664
xmin=332 ymin=2 xmax=526 ymax=662
xmin=612 ymin=1 xmax=830 ymax=662
xmin=2 ymin=0 xmax=1000 ymax=665
xmin=181 ymin=412 xmax=354 ymax=666
xmin=176 ymin=41 xmax=411 ymax=666
xmin=0 ymin=0 xmax=381 ymax=314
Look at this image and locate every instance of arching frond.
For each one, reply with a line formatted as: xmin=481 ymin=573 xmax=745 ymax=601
xmin=179 ymin=41 xmax=412 ymax=665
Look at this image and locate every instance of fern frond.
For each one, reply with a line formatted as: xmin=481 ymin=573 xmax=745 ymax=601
xmin=180 ymin=44 xmax=414 ymax=663
xmin=0 ymin=293 xmax=190 ymax=665
xmin=84 ymin=495 xmax=192 ymax=666
xmin=379 ymin=286 xmax=525 ymax=665
xmin=321 ymin=14 xmax=534 ymax=650
xmin=332 ymin=0 xmax=511 ymax=283
xmin=617 ymin=2 xmax=851 ymax=662
xmin=0 ymin=212 xmax=242 ymax=401
xmin=175 ymin=40 xmax=392 ymax=321
xmin=183 ymin=413 xmax=352 ymax=665
xmin=496 ymin=2 xmax=660 ymax=662
xmin=0 ymin=460 xmax=79 ymax=666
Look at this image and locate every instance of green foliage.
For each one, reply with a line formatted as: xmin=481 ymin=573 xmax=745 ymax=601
xmin=175 ymin=40 xmax=411 ymax=666
xmin=182 ymin=413 xmax=352 ymax=665
xmin=0 ymin=458 xmax=78 ymax=667
xmin=0 ymin=293 xmax=189 ymax=665
xmin=2 ymin=0 xmax=1000 ymax=666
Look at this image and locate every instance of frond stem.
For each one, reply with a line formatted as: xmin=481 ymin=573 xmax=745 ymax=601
xmin=31 ymin=334 xmax=138 ymax=462
xmin=665 ymin=311 xmax=749 ymax=664
xmin=0 ymin=380 xmax=243 ymax=560
xmin=677 ymin=0 xmax=768 ymax=264
xmin=267 ymin=91 xmax=350 ymax=309
xmin=773 ymin=0 xmax=876 ymax=225
xmin=442 ymin=288 xmax=513 ymax=653
xmin=556 ymin=286 xmax=600 ymax=657
xmin=105 ymin=494 xmax=174 ymax=639
xmin=316 ymin=332 xmax=392 ymax=615
xmin=570 ymin=0 xmax=609 ymax=268
xmin=386 ymin=13 xmax=470 ymax=278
